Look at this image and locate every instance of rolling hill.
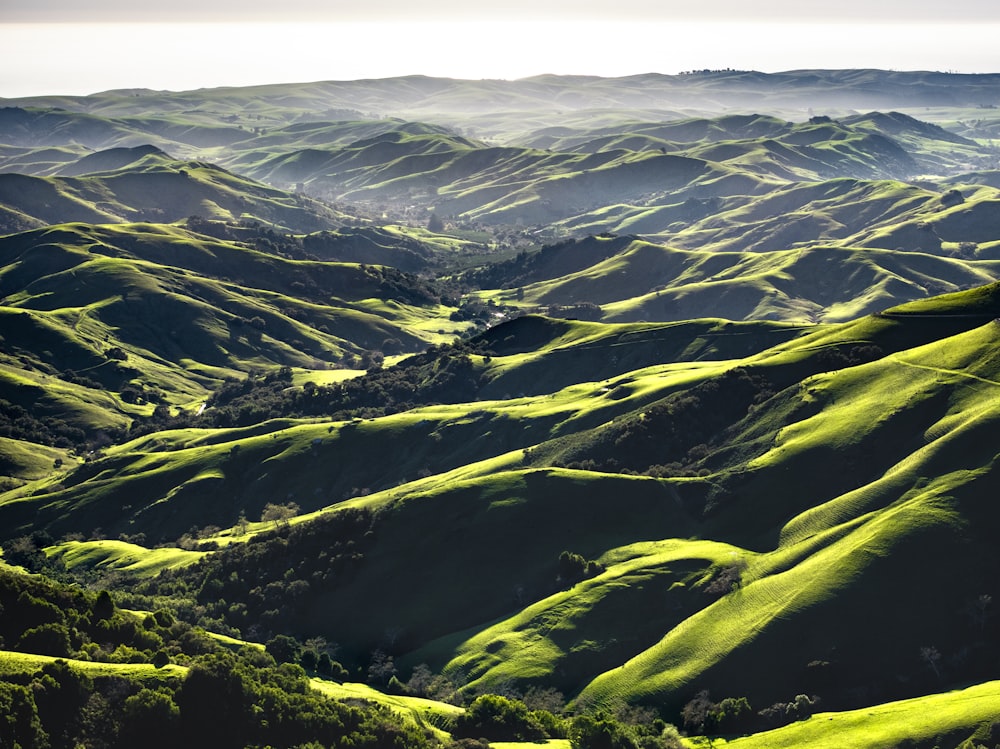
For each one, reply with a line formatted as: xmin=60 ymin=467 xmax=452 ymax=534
xmin=0 ymin=221 xmax=460 ymax=470
xmin=3 ymin=284 xmax=1000 ymax=740
xmin=0 ymin=146 xmax=351 ymax=234
xmin=3 ymin=72 xmax=1000 ymax=748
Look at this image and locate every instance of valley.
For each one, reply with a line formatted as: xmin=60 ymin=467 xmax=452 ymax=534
xmin=1 ymin=70 xmax=999 ymax=748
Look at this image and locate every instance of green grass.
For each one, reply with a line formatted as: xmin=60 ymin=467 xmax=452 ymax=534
xmin=492 ymin=238 xmax=1000 ymax=325
xmin=46 ymin=539 xmax=206 ymax=577
xmin=0 ymin=649 xmax=187 ymax=680
xmin=0 ymin=436 xmax=76 ymax=481
xmin=711 ymin=681 xmax=1000 ymax=749
xmin=5 ymin=80 xmax=1000 ymax=739
xmin=439 ymin=538 xmax=746 ymax=694
xmin=575 ymin=468 xmax=983 ymax=710
xmin=310 ymin=680 xmax=462 ymax=741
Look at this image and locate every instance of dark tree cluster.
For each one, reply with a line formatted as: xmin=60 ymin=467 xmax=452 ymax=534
xmin=0 ymin=565 xmax=211 ymax=667
xmin=557 ymin=550 xmax=605 ymax=586
xmin=568 ymin=705 xmax=684 ymax=749
xmin=139 ymin=508 xmax=380 ymax=652
xmin=131 ymin=343 xmax=488 ymax=433
xmin=451 ymin=694 xmax=552 ymax=742
xmin=547 ymin=367 xmax=775 ymax=480
xmin=0 ymin=398 xmax=89 ymax=450
xmin=0 ymin=565 xmax=434 ymax=749
xmin=0 ymin=651 xmax=433 ymax=749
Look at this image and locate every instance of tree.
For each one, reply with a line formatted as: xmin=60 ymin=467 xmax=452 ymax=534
xmin=427 ymin=213 xmax=445 ymax=232
xmin=405 ymin=663 xmax=436 ymax=697
xmin=569 ymin=712 xmax=635 ymax=749
xmin=93 ymin=590 xmax=115 ymax=620
xmin=266 ymin=634 xmax=301 ymax=664
xmin=558 ymin=551 xmax=604 ymax=585
xmin=18 ymin=623 xmax=72 ymax=657
xmin=260 ymin=502 xmax=299 ymax=529
xmin=453 ymin=694 xmax=548 ymax=742
xmin=680 ymin=690 xmax=713 ymax=733
xmin=153 ymin=649 xmax=171 ymax=668
xmin=367 ymin=649 xmax=396 ymax=686
xmin=360 ymin=350 xmax=384 ymax=372
xmin=121 ymin=688 xmax=180 ymax=749
xmin=299 ymin=648 xmax=318 ymax=671
xmin=234 ymin=511 xmax=249 ymax=536
xmin=177 ymin=653 xmax=252 ymax=747
xmin=0 ymin=682 xmax=48 ymax=749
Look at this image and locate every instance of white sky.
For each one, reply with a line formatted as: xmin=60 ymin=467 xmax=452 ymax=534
xmin=2 ymin=1 xmax=999 ymax=98
xmin=7 ymin=0 xmax=1000 ymax=22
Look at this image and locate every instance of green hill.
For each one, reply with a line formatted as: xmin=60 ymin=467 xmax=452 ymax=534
xmin=3 ymin=284 xmax=998 ymax=743
xmin=472 ymin=234 xmax=1000 ymax=323
xmin=5 ymin=73 xmax=1000 ymax=748
xmin=0 ymin=150 xmax=349 ymax=234
xmin=0 ymin=221 xmax=458 ymax=470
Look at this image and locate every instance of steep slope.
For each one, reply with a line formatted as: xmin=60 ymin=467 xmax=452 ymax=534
xmin=0 ymin=315 xmax=805 ymax=542
xmin=4 ymin=72 xmax=1000 ymax=747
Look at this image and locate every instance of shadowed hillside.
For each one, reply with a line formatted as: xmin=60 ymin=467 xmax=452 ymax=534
xmin=3 ymin=72 xmax=1000 ymax=748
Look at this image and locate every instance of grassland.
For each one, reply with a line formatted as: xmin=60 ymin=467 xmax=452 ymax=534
xmin=0 ymin=649 xmax=187 ymax=681
xmin=47 ymin=539 xmax=206 ymax=577
xmin=3 ymin=72 xmax=1000 ymax=747
xmin=311 ymin=680 xmax=462 ymax=741
xmin=710 ymin=681 xmax=1000 ymax=749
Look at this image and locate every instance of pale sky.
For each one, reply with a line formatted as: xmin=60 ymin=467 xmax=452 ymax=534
xmin=7 ymin=0 xmax=1000 ymax=22
xmin=2 ymin=1 xmax=998 ymax=97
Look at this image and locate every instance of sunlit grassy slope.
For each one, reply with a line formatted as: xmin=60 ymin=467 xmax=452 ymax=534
xmin=479 ymin=233 xmax=1000 ymax=324
xmin=47 ymin=539 xmax=205 ymax=577
xmin=0 ymin=147 xmax=349 ymax=234
xmin=0 ymin=649 xmax=187 ymax=681
xmin=0 ymin=221 xmax=459 ymax=468
xmin=311 ymin=679 xmax=462 ymax=741
xmin=7 ymin=284 xmax=997 ymax=747
xmin=4 ymin=73 xmax=1000 ymax=746
xmin=712 ymin=681 xmax=1000 ymax=749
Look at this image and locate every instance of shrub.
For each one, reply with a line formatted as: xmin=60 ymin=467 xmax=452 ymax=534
xmin=18 ymin=623 xmax=72 ymax=657
xmin=452 ymin=694 xmax=548 ymax=742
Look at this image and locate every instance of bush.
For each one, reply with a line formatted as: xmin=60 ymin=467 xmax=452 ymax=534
xmin=452 ymin=694 xmax=548 ymax=742
xmin=570 ymin=713 xmax=636 ymax=749
xmin=18 ymin=623 xmax=72 ymax=657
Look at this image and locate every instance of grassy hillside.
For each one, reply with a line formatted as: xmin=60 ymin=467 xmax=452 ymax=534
xmin=4 ymin=73 xmax=1000 ymax=748
xmin=7 ymin=95 xmax=994 ymax=237
xmin=712 ymin=681 xmax=1000 ymax=748
xmin=3 ymin=284 xmax=995 ymax=744
xmin=473 ymin=234 xmax=1000 ymax=324
xmin=0 ymin=148 xmax=350 ymax=234
xmin=0 ymin=221 xmax=459 ymax=472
